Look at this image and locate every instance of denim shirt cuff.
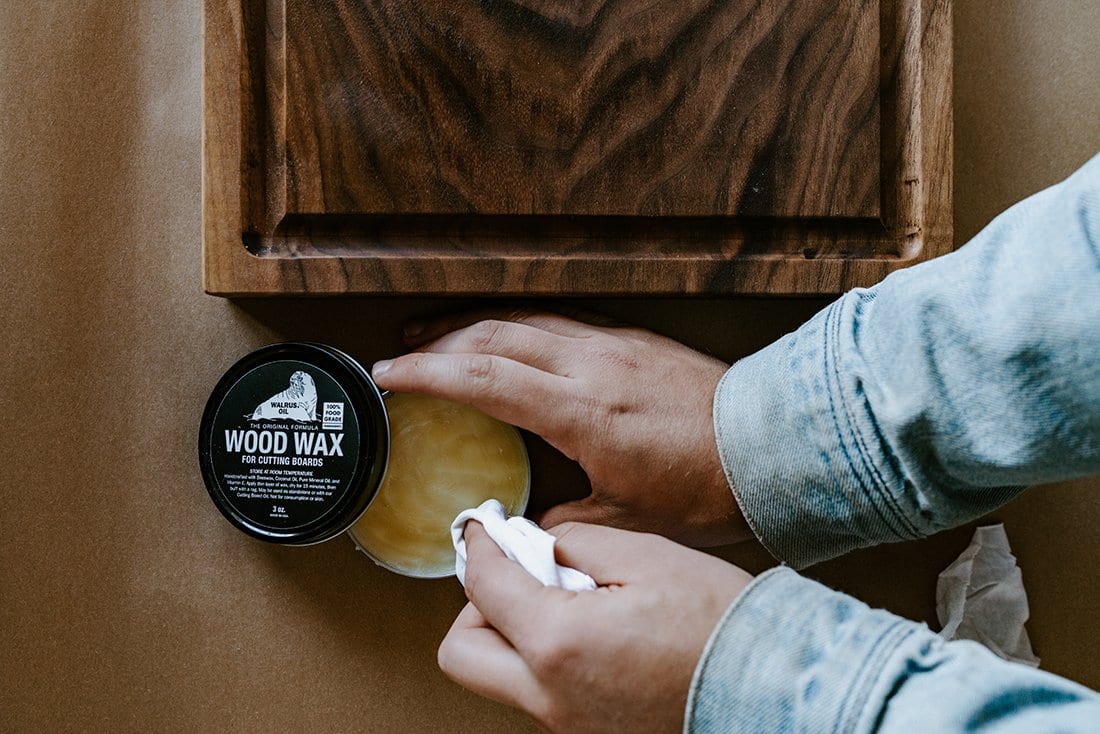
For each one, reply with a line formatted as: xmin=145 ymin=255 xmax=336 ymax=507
xmin=684 ymin=567 xmax=919 ymax=733
xmin=714 ymin=299 xmax=918 ymax=568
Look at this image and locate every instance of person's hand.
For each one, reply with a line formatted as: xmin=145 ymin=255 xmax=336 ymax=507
xmin=371 ymin=309 xmax=751 ymax=546
xmin=439 ymin=521 xmax=753 ymax=733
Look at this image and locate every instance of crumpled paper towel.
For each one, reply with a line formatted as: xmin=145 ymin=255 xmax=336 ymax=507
xmin=936 ymin=523 xmax=1040 ymax=667
xmin=451 ymin=499 xmax=597 ymax=592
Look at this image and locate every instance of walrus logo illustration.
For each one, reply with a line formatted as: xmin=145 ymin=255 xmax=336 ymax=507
xmin=249 ymin=370 xmax=318 ymax=422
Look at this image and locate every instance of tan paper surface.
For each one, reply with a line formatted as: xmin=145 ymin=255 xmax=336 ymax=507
xmin=1 ymin=1 xmax=1097 ymax=731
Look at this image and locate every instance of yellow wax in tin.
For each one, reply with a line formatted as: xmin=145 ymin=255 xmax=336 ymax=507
xmin=349 ymin=393 xmax=530 ymax=577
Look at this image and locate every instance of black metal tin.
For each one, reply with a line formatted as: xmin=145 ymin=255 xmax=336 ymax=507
xmin=198 ymin=343 xmax=389 ymax=545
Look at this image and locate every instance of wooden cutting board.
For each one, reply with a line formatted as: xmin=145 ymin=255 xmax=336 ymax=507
xmin=203 ymin=0 xmax=951 ymax=295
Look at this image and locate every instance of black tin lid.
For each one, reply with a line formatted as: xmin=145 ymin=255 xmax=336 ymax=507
xmin=199 ymin=343 xmax=389 ymax=545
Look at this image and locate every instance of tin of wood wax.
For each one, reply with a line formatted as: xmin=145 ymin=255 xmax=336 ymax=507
xmin=199 ymin=343 xmax=389 ymax=545
xmin=199 ymin=343 xmax=531 ymax=578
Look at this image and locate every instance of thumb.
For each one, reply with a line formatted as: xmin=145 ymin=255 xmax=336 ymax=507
xmin=535 ymin=496 xmax=612 ymax=529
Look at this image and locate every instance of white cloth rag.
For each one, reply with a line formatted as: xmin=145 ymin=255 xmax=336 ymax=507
xmin=936 ymin=523 xmax=1040 ymax=667
xmin=451 ymin=499 xmax=597 ymax=592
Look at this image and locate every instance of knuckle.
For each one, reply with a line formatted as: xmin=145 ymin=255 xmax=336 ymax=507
xmin=621 ymin=325 xmax=655 ymax=341
xmin=462 ymin=354 xmax=497 ymax=383
xmin=610 ymin=325 xmax=658 ymax=346
xmin=592 ymin=343 xmax=641 ymax=372
xmin=504 ymin=307 xmax=539 ymax=323
xmin=468 ymin=319 xmax=508 ymax=353
xmin=393 ymin=353 xmax=429 ymax=378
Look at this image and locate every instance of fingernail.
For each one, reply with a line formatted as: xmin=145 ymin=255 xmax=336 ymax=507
xmin=403 ymin=320 xmax=425 ymax=339
xmin=372 ymin=359 xmax=393 ymax=378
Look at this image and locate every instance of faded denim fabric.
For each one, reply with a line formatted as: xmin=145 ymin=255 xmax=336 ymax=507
xmin=685 ymin=569 xmax=1099 ymax=733
xmin=693 ymin=153 xmax=1100 ymax=731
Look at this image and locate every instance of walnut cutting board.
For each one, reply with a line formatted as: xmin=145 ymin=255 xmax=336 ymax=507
xmin=203 ymin=0 xmax=952 ymax=295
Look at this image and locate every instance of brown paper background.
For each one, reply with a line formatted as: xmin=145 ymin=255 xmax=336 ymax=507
xmin=1 ymin=2 xmax=1097 ymax=731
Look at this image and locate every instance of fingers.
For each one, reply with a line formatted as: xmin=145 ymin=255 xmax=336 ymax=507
xmin=547 ymin=522 xmax=663 ymax=586
xmin=371 ymin=353 xmax=575 ymax=438
xmin=438 ymin=602 xmax=544 ymax=713
xmin=420 ymin=319 xmax=575 ymax=375
xmin=403 ymin=307 xmax=613 ymax=347
xmin=462 ymin=522 xmax=572 ymax=648
xmin=536 ymin=496 xmax=614 ymax=530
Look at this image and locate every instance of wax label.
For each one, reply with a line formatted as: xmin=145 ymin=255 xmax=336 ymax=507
xmin=207 ymin=360 xmax=361 ymax=531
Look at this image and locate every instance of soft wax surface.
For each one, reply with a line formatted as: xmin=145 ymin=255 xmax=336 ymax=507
xmin=350 ymin=393 xmax=530 ymax=577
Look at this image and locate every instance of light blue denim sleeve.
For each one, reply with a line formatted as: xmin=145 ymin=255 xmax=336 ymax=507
xmin=691 ymin=154 xmax=1100 ymax=732
xmin=685 ymin=568 xmax=1100 ymax=733
xmin=715 ymin=153 xmax=1100 ymax=570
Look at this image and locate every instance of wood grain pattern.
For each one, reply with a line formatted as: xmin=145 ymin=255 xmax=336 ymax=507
xmin=284 ymin=0 xmax=880 ymax=218
xmin=203 ymin=0 xmax=952 ymax=295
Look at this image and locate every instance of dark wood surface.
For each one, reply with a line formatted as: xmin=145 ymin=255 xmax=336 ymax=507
xmin=204 ymin=0 xmax=952 ymax=295
xmin=284 ymin=0 xmax=880 ymax=218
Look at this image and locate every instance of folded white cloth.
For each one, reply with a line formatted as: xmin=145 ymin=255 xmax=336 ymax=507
xmin=451 ymin=499 xmax=597 ymax=592
xmin=936 ymin=523 xmax=1040 ymax=667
